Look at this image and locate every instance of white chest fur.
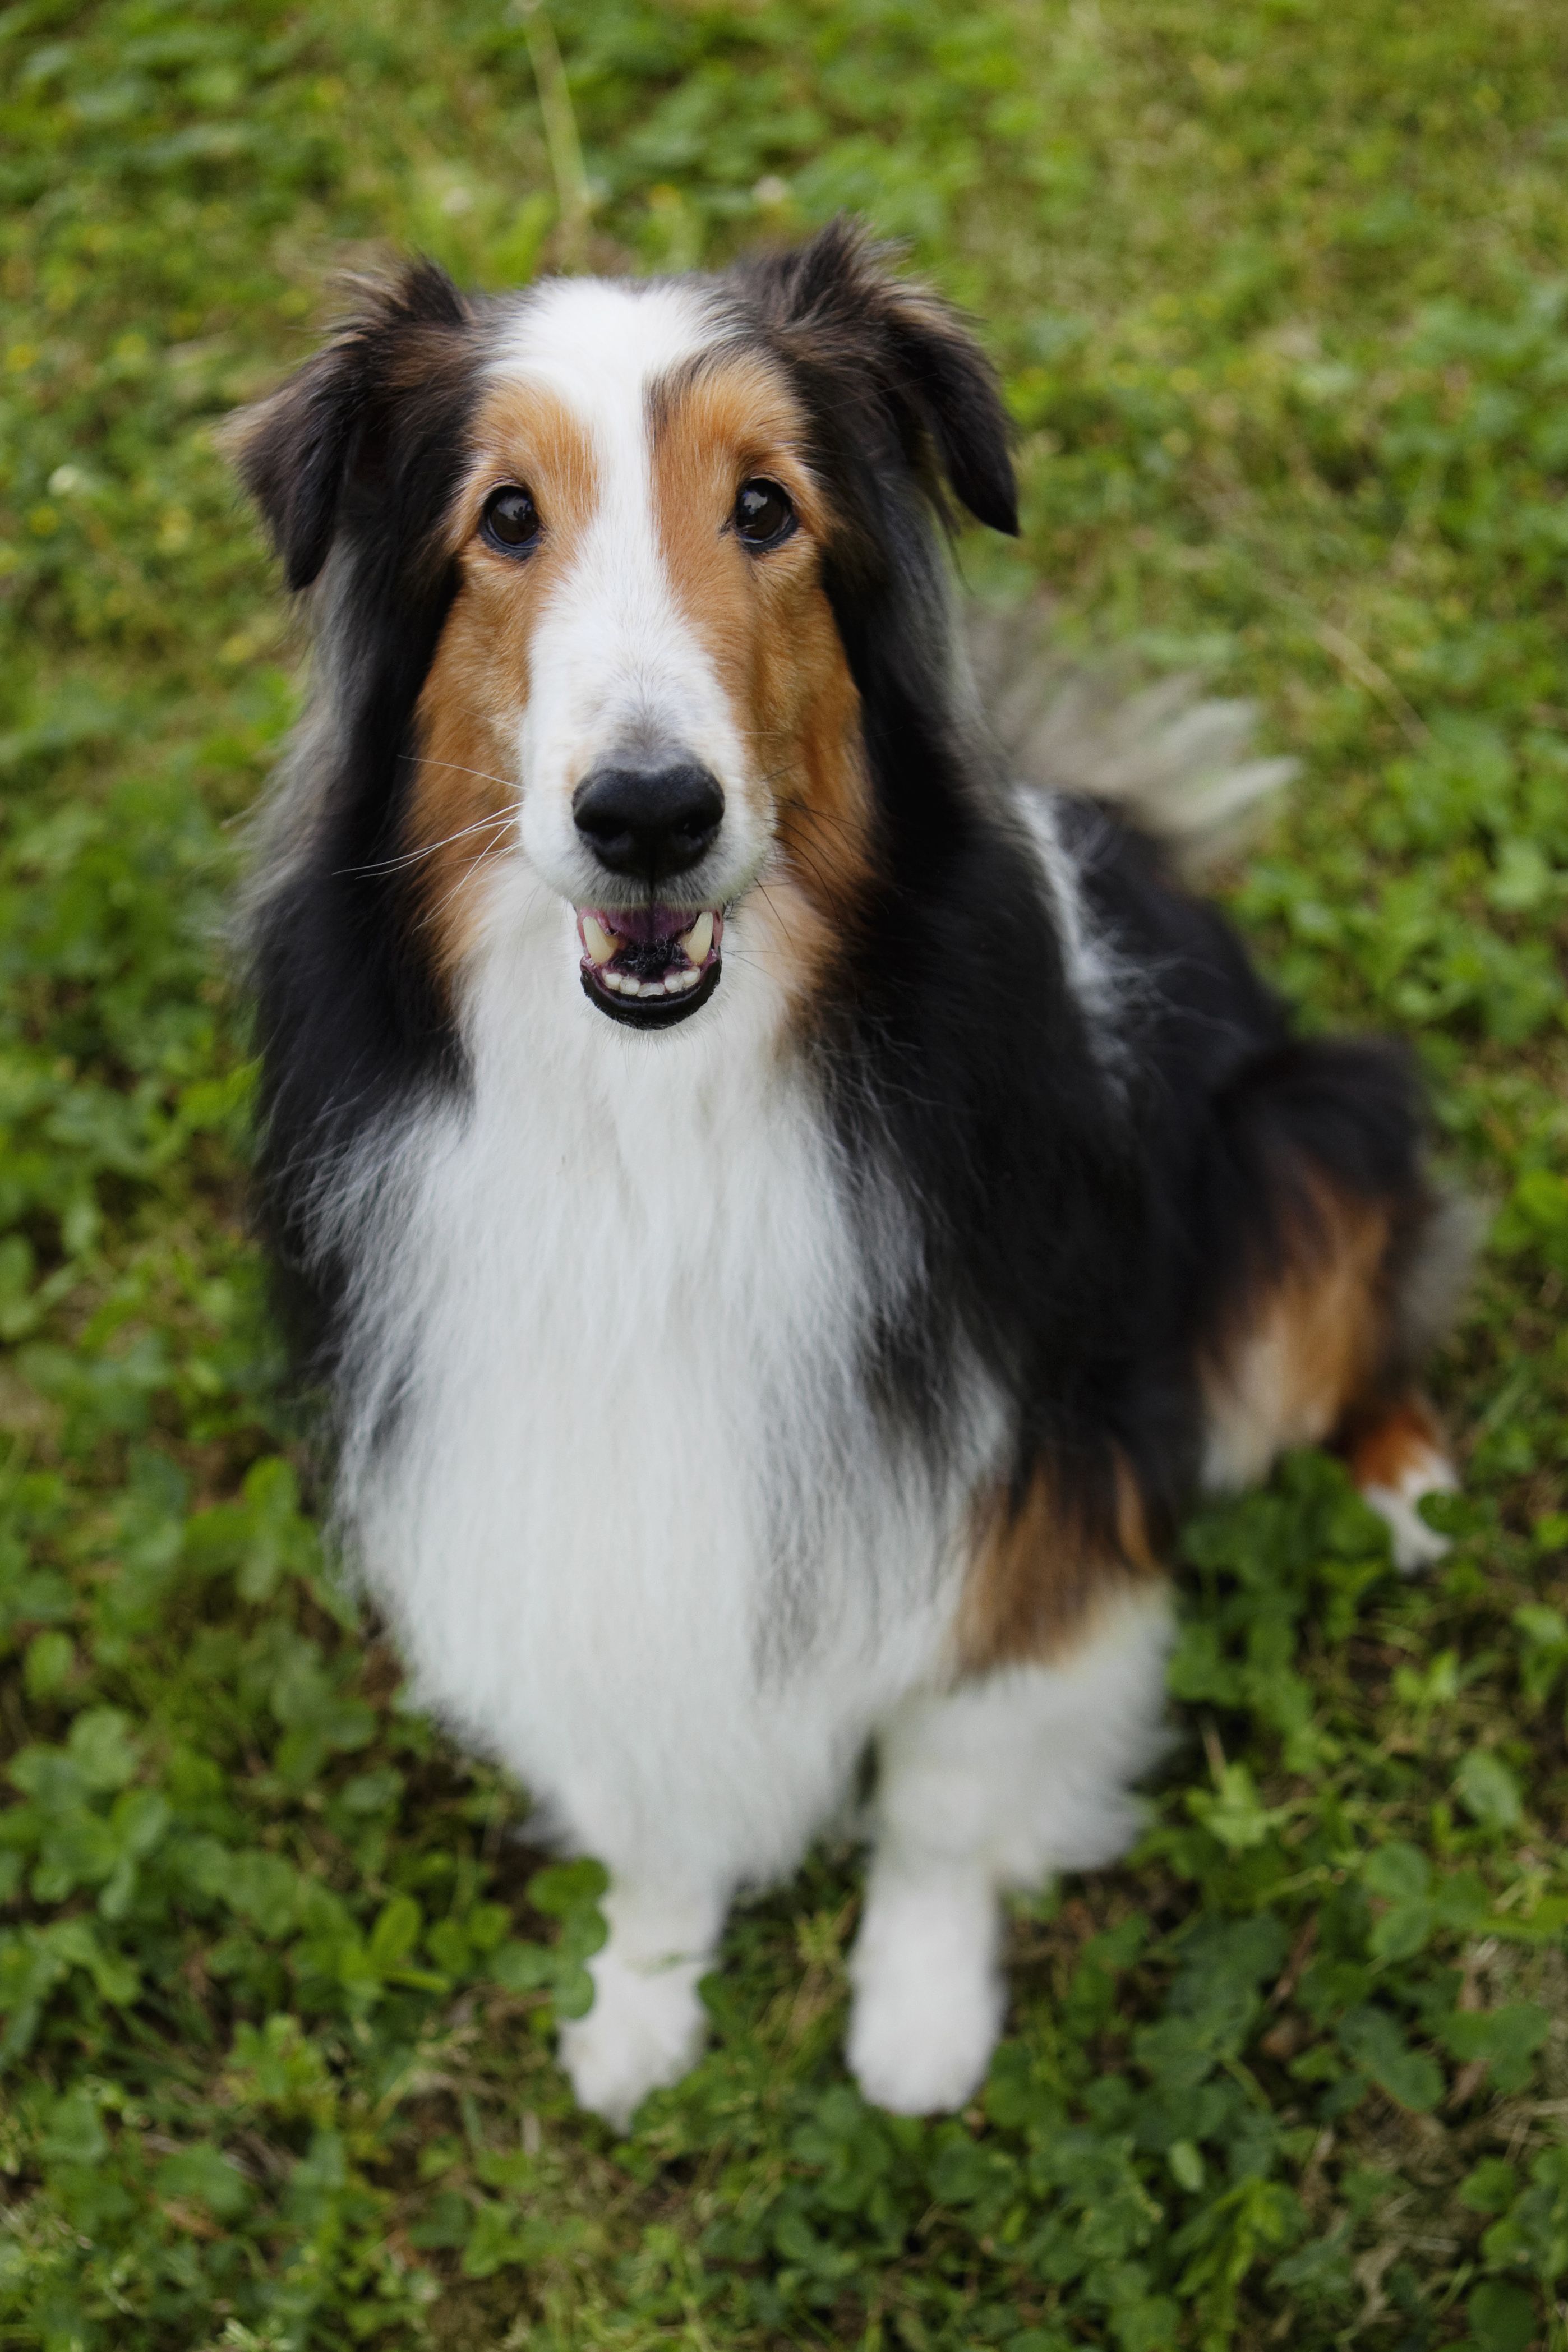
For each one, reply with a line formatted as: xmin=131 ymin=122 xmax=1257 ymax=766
xmin=330 ymin=880 xmax=975 ymax=1890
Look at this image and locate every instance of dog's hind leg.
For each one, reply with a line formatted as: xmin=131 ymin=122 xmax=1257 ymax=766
xmin=557 ymin=1876 xmax=726 ymax=2129
xmin=1200 ymin=1187 xmax=1465 ymax=1572
xmin=1196 ymin=1041 xmax=1472 ymax=1572
xmin=847 ymin=1584 xmax=1173 ymax=2115
xmin=1201 ymin=1230 xmax=1461 ymax=1570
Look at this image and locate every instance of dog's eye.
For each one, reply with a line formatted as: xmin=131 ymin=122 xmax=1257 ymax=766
xmin=733 ymin=478 xmax=796 ymax=550
xmin=481 ymin=485 xmax=541 ymax=554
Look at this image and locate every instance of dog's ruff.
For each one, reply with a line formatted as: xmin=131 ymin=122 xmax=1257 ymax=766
xmin=233 ymin=224 xmax=1466 ymax=2126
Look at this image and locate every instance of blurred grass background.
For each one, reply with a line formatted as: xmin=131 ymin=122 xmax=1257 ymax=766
xmin=2 ymin=2 xmax=1568 ymax=2346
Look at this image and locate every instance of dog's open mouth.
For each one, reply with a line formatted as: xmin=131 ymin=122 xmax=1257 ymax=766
xmin=576 ymin=903 xmax=724 ymax=1027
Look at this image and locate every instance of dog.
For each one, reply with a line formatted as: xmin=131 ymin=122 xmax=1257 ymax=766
xmin=231 ymin=220 xmax=1465 ymax=2127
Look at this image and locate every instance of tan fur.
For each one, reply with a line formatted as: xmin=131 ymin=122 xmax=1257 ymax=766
xmin=1201 ymin=1185 xmax=1394 ymax=1492
xmin=408 ymin=386 xmax=598 ymax=973
xmin=405 ymin=355 xmax=871 ymax=1002
xmin=955 ymin=1452 xmax=1160 ymax=1674
xmin=649 ymin=353 xmax=872 ymax=998
xmin=1344 ymin=1394 xmax=1449 ymax=1493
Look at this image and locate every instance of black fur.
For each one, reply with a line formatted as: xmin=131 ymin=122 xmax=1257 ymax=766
xmin=729 ymin=223 xmax=1434 ymax=1548
xmin=1066 ymin=804 xmax=1435 ymax=1406
xmin=234 ymin=263 xmax=485 ymax=1353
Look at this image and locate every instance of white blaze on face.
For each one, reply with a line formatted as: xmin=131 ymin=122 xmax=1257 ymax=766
xmin=487 ymin=279 xmax=768 ymax=907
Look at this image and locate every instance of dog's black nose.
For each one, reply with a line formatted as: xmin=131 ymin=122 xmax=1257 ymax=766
xmin=573 ymin=760 xmax=725 ymax=884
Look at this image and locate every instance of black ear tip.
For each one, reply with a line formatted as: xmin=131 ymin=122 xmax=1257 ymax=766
xmin=968 ymin=492 xmax=1021 ymax=539
xmin=935 ymin=400 xmax=1020 ymax=537
xmin=947 ymin=448 xmax=1020 ymax=536
xmin=986 ymin=484 xmax=1021 ymax=538
xmin=282 ymin=542 xmax=329 ymax=593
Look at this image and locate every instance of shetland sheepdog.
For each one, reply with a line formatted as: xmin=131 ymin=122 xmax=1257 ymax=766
xmin=233 ymin=222 xmax=1465 ymax=2125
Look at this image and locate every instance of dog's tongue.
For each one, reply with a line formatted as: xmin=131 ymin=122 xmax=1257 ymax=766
xmin=602 ymin=905 xmax=690 ymax=947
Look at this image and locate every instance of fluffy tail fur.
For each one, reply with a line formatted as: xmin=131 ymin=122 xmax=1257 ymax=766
xmin=965 ymin=603 xmax=1297 ymax=881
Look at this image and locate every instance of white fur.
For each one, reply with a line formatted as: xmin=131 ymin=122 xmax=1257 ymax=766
xmin=557 ymin=1880 xmax=723 ymax=2129
xmin=483 ymin=279 xmax=773 ymax=912
xmin=1012 ymin=783 xmax=1132 ymax=1058
xmin=328 ymin=864 xmax=999 ymax=2113
xmin=336 ymin=871 xmax=957 ymax=1887
xmin=847 ymin=1586 xmax=1173 ymax=2111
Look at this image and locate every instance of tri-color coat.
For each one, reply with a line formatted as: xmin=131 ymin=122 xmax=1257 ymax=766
xmin=232 ymin=223 xmax=1464 ymax=2122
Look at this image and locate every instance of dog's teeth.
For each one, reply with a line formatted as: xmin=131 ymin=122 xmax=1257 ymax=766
xmin=680 ymin=910 xmax=713 ymax=964
xmin=602 ymin=970 xmax=627 ymax=993
xmin=620 ymin=976 xmax=643 ymax=997
xmin=581 ymin=914 xmax=617 ymax=965
xmin=672 ymin=967 xmax=699 ymax=991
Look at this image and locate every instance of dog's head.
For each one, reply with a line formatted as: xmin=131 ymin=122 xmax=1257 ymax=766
xmin=234 ymin=222 xmax=1016 ymax=1034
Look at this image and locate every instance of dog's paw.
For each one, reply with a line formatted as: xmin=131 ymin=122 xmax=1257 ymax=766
xmin=557 ymin=1945 xmax=707 ymax=2129
xmin=1362 ymin=1452 xmax=1459 ymax=1576
xmin=846 ymin=1869 xmax=1003 ymax=2116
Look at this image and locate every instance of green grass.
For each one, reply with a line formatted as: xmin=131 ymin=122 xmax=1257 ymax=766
xmin=3 ymin=1 xmax=1568 ymax=2344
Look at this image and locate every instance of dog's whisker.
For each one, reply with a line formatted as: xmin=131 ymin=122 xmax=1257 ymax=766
xmin=407 ymin=847 xmax=513 ymax=939
xmin=398 ymin=752 xmax=522 ymax=794
xmin=771 ymin=836 xmax=845 ymax=906
xmin=336 ymin=806 xmax=521 ymax=880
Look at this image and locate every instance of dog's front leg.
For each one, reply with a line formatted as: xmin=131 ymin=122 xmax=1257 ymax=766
xmin=848 ymin=1585 xmax=1174 ymax=2115
xmin=557 ymin=1876 xmax=727 ymax=2128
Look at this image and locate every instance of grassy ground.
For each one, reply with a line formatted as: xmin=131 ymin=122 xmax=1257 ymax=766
xmin=2 ymin=1 xmax=1567 ymax=2345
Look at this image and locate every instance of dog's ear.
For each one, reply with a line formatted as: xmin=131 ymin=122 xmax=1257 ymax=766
xmin=741 ymin=218 xmax=1018 ymax=537
xmin=228 ymin=259 xmax=472 ymax=590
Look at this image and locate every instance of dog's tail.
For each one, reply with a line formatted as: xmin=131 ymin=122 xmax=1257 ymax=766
xmin=965 ymin=604 xmax=1297 ymax=883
